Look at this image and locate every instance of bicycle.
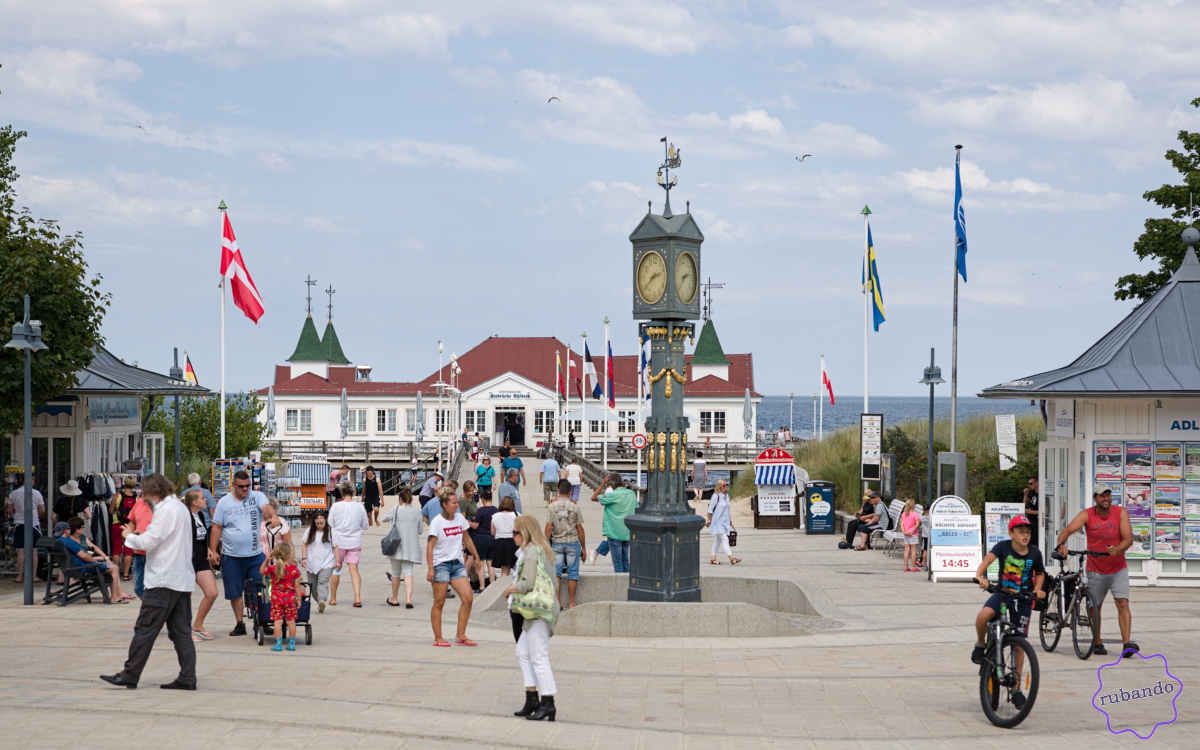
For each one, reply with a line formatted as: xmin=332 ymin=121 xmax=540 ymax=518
xmin=1037 ymin=549 xmax=1108 ymax=659
xmin=975 ymin=578 xmax=1040 ymax=728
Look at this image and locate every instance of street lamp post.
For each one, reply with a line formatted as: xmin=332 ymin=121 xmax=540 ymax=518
xmin=918 ymin=348 xmax=945 ymax=504
xmin=170 ymin=348 xmax=183 ymax=481
xmin=5 ymin=295 xmax=49 ymax=605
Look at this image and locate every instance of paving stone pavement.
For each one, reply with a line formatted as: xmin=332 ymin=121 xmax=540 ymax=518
xmin=2 ymin=475 xmax=1197 ymax=748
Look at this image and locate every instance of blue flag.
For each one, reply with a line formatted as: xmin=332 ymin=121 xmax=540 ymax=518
xmin=862 ymin=224 xmax=885 ymax=331
xmin=639 ymin=331 xmax=651 ymax=401
xmin=955 ymin=152 xmax=968 ymax=282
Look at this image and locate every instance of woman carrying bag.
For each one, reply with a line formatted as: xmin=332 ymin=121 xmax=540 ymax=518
xmin=705 ymin=479 xmax=741 ymax=565
xmin=380 ymin=489 xmax=424 ymax=608
xmin=504 ymin=514 xmax=560 ymax=722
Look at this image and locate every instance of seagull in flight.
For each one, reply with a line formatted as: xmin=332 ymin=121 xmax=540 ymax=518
xmin=134 ymin=126 xmax=147 ymax=133
xmin=547 ymin=96 xmax=561 ymax=103
xmin=795 ymin=155 xmax=812 ymax=162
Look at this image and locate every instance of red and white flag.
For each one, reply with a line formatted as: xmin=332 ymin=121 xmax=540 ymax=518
xmin=821 ymin=356 xmax=835 ymax=406
xmin=219 ymin=212 xmax=265 ymax=323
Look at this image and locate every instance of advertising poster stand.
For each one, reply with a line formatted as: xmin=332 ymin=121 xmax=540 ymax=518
xmin=984 ymin=502 xmax=1026 ymax=578
xmin=928 ymin=495 xmax=982 ymax=583
xmin=804 ymin=481 xmax=835 ymax=535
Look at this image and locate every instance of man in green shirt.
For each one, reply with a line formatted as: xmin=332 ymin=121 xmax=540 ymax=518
xmin=591 ymin=472 xmax=638 ymax=573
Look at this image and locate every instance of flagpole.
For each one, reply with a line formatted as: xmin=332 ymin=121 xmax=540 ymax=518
xmin=636 ymin=328 xmax=643 ymax=488
xmin=862 ymin=206 xmax=871 ymax=417
xmin=219 ymin=200 xmax=227 ymax=460
xmin=951 ymin=146 xmax=962 ymax=453
xmin=582 ymin=331 xmax=589 ymax=459
xmin=819 ymin=354 xmax=824 ymax=440
xmin=565 ymin=344 xmax=571 ymax=445
xmin=603 ymin=318 xmax=609 ymax=472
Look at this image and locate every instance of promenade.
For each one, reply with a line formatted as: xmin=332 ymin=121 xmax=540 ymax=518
xmin=1 ymin=479 xmax=1195 ymax=748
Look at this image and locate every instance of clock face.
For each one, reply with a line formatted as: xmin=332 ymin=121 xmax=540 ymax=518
xmin=675 ymin=251 xmax=697 ymax=304
xmin=637 ymin=250 xmax=667 ymax=304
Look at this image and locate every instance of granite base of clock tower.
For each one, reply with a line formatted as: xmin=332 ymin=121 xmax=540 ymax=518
xmin=625 ymin=512 xmax=705 ymax=602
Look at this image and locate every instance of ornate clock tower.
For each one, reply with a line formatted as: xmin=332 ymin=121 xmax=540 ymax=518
xmin=626 ymin=140 xmax=705 ymax=603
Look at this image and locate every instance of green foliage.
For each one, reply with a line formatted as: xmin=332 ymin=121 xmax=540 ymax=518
xmin=1116 ymin=96 xmax=1200 ymax=304
xmin=0 ymin=124 xmax=110 ymax=435
xmin=794 ymin=412 xmax=1046 ymax=513
xmin=143 ymin=393 xmax=270 ymax=465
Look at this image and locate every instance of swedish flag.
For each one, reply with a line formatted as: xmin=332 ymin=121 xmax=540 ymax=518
xmin=862 ymin=224 xmax=886 ymax=331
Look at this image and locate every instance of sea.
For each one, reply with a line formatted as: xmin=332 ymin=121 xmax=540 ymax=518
xmin=755 ymin=395 xmax=1040 ymax=438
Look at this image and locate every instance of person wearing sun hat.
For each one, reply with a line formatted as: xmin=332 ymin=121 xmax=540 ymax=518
xmin=1055 ymin=482 xmax=1137 ymax=658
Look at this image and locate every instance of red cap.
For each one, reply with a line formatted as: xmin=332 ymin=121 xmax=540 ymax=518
xmin=1009 ymin=514 xmax=1032 ymax=531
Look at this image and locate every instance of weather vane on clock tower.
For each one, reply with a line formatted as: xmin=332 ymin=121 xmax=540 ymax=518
xmin=657 ymin=137 xmax=682 ymax=218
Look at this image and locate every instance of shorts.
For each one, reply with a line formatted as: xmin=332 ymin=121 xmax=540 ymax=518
xmin=11 ymin=524 xmax=41 ymax=548
xmin=569 ymin=484 xmax=580 ymax=501
xmin=1088 ymin=568 xmax=1130 ymax=608
xmin=364 ymin=497 xmax=380 ymax=511
xmin=904 ymin=534 xmax=919 ymax=546
xmin=111 ymin=523 xmax=129 ymax=556
xmin=553 ymin=541 xmax=581 ymax=581
xmin=433 ymin=559 xmax=467 ymax=583
xmin=271 ymin=599 xmax=298 ymax=621
xmin=984 ymin=592 xmax=1032 ymax=636
xmin=473 ymin=533 xmax=495 ymax=562
xmin=220 ymin=553 xmax=265 ymax=601
xmin=338 ymin=547 xmax=362 ymax=566
xmin=192 ymin=544 xmax=211 ymax=573
xmin=389 ymin=559 xmax=415 ymax=578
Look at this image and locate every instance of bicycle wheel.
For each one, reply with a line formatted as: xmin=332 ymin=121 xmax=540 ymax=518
xmin=1038 ymin=589 xmax=1061 ymax=652
xmin=979 ymin=635 xmax=1040 ymax=728
xmin=1071 ymin=589 xmax=1095 ymax=660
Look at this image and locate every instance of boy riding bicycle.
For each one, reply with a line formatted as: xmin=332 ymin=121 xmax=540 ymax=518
xmin=972 ymin=514 xmax=1046 ymax=674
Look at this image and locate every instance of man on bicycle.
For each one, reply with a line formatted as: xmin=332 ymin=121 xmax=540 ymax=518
xmin=973 ymin=514 xmax=1045 ymax=682
xmin=1055 ymin=483 xmax=1137 ymax=657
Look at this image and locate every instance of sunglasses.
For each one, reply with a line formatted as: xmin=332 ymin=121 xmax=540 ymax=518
xmin=235 ymin=483 xmax=251 ymax=489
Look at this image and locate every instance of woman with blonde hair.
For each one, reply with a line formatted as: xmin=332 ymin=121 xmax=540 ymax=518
xmin=899 ymin=498 xmax=922 ymax=572
xmin=705 ymin=478 xmax=740 ymax=565
xmin=505 ymin=514 xmax=559 ymax=721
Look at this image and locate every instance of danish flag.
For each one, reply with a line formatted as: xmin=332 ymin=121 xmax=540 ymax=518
xmin=219 ymin=212 xmax=265 ymax=323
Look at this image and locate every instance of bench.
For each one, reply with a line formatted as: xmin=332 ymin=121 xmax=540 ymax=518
xmin=38 ymin=538 xmax=112 ymax=606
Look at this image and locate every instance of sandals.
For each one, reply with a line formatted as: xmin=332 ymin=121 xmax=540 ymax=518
xmin=192 ymin=628 xmax=213 ymax=640
xmin=432 ymin=641 xmax=451 ymax=647
xmin=121 ymin=575 xmax=132 ymax=581
xmin=386 ymin=598 xmax=400 ymax=607
xmin=709 ymin=559 xmax=722 ymax=565
xmin=353 ymin=602 xmax=362 ymax=608
xmin=454 ymin=639 xmax=477 ymax=647
xmin=115 ymin=595 xmax=136 ymax=603
xmin=730 ymin=558 xmax=743 ymax=565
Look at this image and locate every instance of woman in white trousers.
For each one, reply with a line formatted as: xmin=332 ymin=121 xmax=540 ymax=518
xmin=505 ymin=514 xmax=558 ymax=722
xmin=706 ymin=479 xmax=741 ymax=565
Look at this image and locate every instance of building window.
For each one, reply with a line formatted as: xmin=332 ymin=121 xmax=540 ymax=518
xmin=589 ymin=420 xmax=609 ymax=434
xmin=465 ymin=410 xmax=486 ymax=433
xmin=377 ymin=409 xmax=397 ymax=433
xmin=533 ymin=410 xmax=557 ymax=435
xmin=617 ymin=410 xmax=637 ymax=433
xmin=435 ymin=409 xmax=450 ymax=433
xmin=699 ymin=410 xmax=726 ymax=435
xmin=348 ymin=409 xmax=367 ymax=434
xmin=565 ymin=420 xmax=581 ymax=434
xmin=286 ymin=408 xmax=312 ymax=433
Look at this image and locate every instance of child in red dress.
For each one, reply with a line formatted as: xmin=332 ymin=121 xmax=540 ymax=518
xmin=260 ymin=542 xmax=303 ymax=651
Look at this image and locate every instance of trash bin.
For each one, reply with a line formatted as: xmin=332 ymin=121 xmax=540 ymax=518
xmin=805 ymin=481 xmax=835 ymax=535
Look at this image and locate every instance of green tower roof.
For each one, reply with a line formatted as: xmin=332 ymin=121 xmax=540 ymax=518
xmin=691 ymin=319 xmax=731 ymax=365
xmin=320 ymin=320 xmax=351 ymax=365
xmin=287 ymin=316 xmax=326 ymax=362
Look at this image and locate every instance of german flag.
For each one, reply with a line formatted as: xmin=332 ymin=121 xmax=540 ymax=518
xmin=184 ymin=355 xmax=199 ymax=385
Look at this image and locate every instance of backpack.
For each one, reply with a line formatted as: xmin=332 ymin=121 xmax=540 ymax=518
xmin=380 ymin=513 xmax=402 ymax=556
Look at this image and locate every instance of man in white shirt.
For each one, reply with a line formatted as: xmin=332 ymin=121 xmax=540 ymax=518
xmin=101 ymin=474 xmax=197 ymax=690
xmin=7 ymin=477 xmax=47 ymax=584
xmin=328 ymin=484 xmax=368 ymax=607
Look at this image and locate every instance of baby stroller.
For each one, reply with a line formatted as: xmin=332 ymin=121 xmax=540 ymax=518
xmin=245 ymin=574 xmax=313 ymax=646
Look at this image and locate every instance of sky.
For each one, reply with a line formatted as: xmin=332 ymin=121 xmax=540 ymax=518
xmin=3 ymin=1 xmax=1200 ymax=399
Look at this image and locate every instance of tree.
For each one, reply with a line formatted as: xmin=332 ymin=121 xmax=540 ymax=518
xmin=1115 ymin=96 xmax=1200 ymax=304
xmin=0 ymin=122 xmax=110 ymax=436
xmin=143 ymin=393 xmax=270 ymax=464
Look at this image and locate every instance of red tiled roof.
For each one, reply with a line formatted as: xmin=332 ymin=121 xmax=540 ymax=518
xmin=261 ymin=335 xmax=758 ymax=397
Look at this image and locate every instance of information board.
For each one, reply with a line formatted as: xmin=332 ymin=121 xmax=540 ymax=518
xmin=860 ymin=414 xmax=882 ymax=481
xmin=928 ymin=496 xmax=979 ymax=582
xmin=804 ymin=482 xmax=835 ymax=535
xmin=984 ymin=502 xmax=1025 ymax=578
xmin=930 ymin=545 xmax=984 ymax=577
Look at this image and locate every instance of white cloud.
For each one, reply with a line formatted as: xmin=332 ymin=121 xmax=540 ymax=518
xmin=509 ymin=70 xmax=889 ymax=159
xmin=255 ymin=152 xmax=291 ymax=172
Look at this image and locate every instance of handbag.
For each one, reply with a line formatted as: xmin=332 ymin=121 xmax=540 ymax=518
xmin=510 ymin=549 xmax=558 ymax=624
xmin=728 ymin=525 xmax=738 ymax=547
xmin=380 ymin=514 xmax=402 ymax=556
